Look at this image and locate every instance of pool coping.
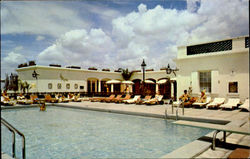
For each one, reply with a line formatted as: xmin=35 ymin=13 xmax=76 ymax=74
xmin=1 ymin=104 xmax=245 ymax=158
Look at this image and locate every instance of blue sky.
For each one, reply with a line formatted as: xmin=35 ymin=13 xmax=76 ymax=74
xmin=1 ymin=0 xmax=249 ymax=78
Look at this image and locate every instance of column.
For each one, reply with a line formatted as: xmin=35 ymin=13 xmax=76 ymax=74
xmin=95 ymin=80 xmax=97 ymax=92
xmin=111 ymin=84 xmax=114 ymax=93
xmin=98 ymin=80 xmax=101 ymax=92
xmin=171 ymin=82 xmax=174 ymax=98
xmin=156 ymin=84 xmax=159 ymax=93
xmin=191 ymin=72 xmax=199 ymax=94
xmin=90 ymin=81 xmax=92 ymax=93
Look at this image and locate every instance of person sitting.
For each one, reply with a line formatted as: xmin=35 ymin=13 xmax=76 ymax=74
xmin=197 ymin=89 xmax=207 ymax=103
xmin=178 ymin=90 xmax=194 ymax=107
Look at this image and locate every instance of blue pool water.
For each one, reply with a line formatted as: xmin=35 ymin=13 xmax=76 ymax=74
xmin=2 ymin=107 xmax=211 ymax=158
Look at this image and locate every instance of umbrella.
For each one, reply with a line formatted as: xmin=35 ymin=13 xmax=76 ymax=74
xmin=157 ymin=79 xmax=168 ymax=84
xmin=121 ymin=81 xmax=134 ymax=85
xmin=144 ymin=80 xmax=155 ymax=84
xmin=106 ymin=79 xmax=121 ymax=84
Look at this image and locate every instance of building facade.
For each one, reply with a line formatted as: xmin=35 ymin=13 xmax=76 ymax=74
xmin=16 ymin=35 xmax=249 ymax=100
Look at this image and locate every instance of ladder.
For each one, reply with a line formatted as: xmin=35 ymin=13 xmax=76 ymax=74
xmin=1 ymin=117 xmax=26 ymax=159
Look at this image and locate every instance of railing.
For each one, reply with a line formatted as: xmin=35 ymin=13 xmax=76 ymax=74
xmin=1 ymin=117 xmax=26 ymax=159
xmin=165 ymin=101 xmax=184 ymax=120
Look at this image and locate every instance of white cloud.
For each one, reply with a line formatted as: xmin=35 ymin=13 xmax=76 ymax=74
xmin=36 ymin=0 xmax=248 ymax=72
xmin=37 ymin=28 xmax=115 ymax=68
xmin=14 ymin=46 xmax=23 ymax=51
xmin=1 ymin=1 xmax=90 ymax=37
xmin=36 ymin=35 xmax=45 ymax=41
xmin=1 ymin=52 xmax=27 ymax=77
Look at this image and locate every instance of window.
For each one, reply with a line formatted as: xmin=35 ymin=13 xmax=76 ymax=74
xmin=66 ymin=83 xmax=70 ymax=89
xmin=199 ymin=72 xmax=211 ymax=93
xmin=245 ymin=37 xmax=249 ymax=48
xmin=57 ymin=83 xmax=62 ymax=89
xmin=74 ymin=84 xmax=78 ymax=89
xmin=48 ymin=83 xmax=52 ymax=89
xmin=229 ymin=82 xmax=238 ymax=93
xmin=80 ymin=86 xmax=84 ymax=90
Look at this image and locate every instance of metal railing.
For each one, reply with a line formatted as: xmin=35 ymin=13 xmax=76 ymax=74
xmin=165 ymin=101 xmax=184 ymax=120
xmin=1 ymin=117 xmax=26 ymax=159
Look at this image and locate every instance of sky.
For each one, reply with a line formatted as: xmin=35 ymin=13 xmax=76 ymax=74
xmin=1 ymin=0 xmax=249 ymax=79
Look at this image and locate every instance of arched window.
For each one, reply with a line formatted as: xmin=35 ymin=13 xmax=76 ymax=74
xmin=74 ymin=84 xmax=78 ymax=89
xmin=48 ymin=83 xmax=52 ymax=89
xmin=66 ymin=83 xmax=70 ymax=89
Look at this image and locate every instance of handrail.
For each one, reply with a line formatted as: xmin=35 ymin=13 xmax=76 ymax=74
xmin=1 ymin=117 xmax=26 ymax=159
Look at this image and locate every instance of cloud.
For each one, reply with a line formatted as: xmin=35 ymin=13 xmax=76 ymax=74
xmin=14 ymin=46 xmax=23 ymax=51
xmin=1 ymin=52 xmax=27 ymax=77
xmin=37 ymin=28 xmax=116 ymax=69
xmin=1 ymin=1 xmax=91 ymax=37
xmin=36 ymin=36 xmax=45 ymax=41
xmin=36 ymin=0 xmax=248 ymax=72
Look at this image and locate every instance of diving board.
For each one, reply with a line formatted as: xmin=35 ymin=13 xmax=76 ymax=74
xmin=174 ymin=120 xmax=250 ymax=150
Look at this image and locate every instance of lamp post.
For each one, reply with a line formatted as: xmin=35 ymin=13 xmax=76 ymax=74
xmin=165 ymin=64 xmax=179 ymax=76
xmin=141 ymin=59 xmax=146 ymax=94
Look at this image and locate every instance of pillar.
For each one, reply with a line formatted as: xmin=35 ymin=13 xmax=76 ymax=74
xmin=156 ymin=84 xmax=159 ymax=93
xmin=111 ymin=84 xmax=114 ymax=93
xmin=98 ymin=80 xmax=101 ymax=92
xmin=171 ymin=82 xmax=174 ymax=98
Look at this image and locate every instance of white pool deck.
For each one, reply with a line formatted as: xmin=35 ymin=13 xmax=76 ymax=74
xmin=2 ymin=101 xmax=250 ymax=158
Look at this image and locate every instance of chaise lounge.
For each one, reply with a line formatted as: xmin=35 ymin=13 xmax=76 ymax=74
xmin=239 ymin=99 xmax=249 ymax=111
xmin=124 ymin=95 xmax=141 ymax=104
xmin=193 ymin=96 xmax=212 ymax=108
xmin=220 ymin=98 xmax=240 ymax=110
xmin=206 ymin=98 xmax=225 ymax=109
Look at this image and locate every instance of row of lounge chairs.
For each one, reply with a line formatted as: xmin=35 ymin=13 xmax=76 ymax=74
xmin=173 ymin=97 xmax=249 ymax=111
xmin=89 ymin=94 xmax=164 ymax=105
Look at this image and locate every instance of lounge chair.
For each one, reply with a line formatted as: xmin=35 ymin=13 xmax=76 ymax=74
xmin=30 ymin=94 xmax=39 ymax=104
xmin=17 ymin=95 xmax=33 ymax=105
xmin=206 ymin=98 xmax=225 ymax=109
xmin=105 ymin=95 xmax=122 ymax=103
xmin=1 ymin=96 xmax=15 ymax=106
xmin=124 ymin=95 xmax=141 ymax=104
xmin=136 ymin=95 xmax=152 ymax=105
xmin=239 ymin=99 xmax=249 ymax=111
xmin=89 ymin=94 xmax=115 ymax=102
xmin=144 ymin=95 xmax=164 ymax=105
xmin=99 ymin=95 xmax=116 ymax=102
xmin=220 ymin=98 xmax=240 ymax=110
xmin=45 ymin=94 xmax=59 ymax=103
xmin=115 ymin=94 xmax=131 ymax=103
xmin=192 ymin=96 xmax=212 ymax=108
xmin=73 ymin=94 xmax=83 ymax=102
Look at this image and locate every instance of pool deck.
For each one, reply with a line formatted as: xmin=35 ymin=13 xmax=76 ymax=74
xmin=2 ymin=101 xmax=249 ymax=158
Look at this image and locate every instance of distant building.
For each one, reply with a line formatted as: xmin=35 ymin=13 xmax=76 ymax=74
xmin=16 ymin=35 xmax=249 ymax=100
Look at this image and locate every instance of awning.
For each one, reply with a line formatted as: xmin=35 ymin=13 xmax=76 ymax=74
xmin=106 ymin=79 xmax=121 ymax=84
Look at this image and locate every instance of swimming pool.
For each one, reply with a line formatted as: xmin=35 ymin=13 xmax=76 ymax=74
xmin=1 ymin=107 xmax=211 ymax=158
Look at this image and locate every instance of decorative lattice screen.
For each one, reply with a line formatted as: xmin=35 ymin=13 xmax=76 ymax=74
xmin=187 ymin=40 xmax=232 ymax=55
xmin=245 ymin=37 xmax=249 ymax=48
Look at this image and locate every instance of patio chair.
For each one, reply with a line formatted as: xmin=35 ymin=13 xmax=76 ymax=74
xmin=114 ymin=94 xmax=131 ymax=103
xmin=136 ymin=95 xmax=152 ymax=105
xmin=220 ymin=98 xmax=240 ymax=110
xmin=144 ymin=95 xmax=164 ymax=105
xmin=106 ymin=94 xmax=122 ymax=103
xmin=30 ymin=94 xmax=39 ymax=104
xmin=239 ymin=99 xmax=249 ymax=111
xmin=73 ymin=93 xmax=83 ymax=102
xmin=124 ymin=95 xmax=141 ymax=104
xmin=193 ymin=96 xmax=212 ymax=108
xmin=206 ymin=98 xmax=225 ymax=109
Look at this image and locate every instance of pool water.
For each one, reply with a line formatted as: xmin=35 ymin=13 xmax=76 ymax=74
xmin=1 ymin=107 xmax=211 ymax=159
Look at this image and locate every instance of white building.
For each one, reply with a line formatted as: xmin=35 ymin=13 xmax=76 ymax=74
xmin=16 ymin=35 xmax=249 ymax=100
xmin=175 ymin=35 xmax=249 ymax=100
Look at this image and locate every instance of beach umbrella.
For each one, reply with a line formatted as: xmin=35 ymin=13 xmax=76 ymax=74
xmin=157 ymin=79 xmax=168 ymax=84
xmin=106 ymin=79 xmax=121 ymax=84
xmin=121 ymin=81 xmax=134 ymax=85
xmin=144 ymin=80 xmax=155 ymax=84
